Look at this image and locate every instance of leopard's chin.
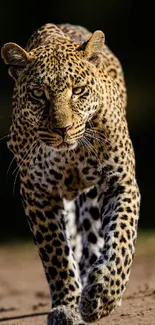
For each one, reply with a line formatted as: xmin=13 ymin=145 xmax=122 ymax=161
xmin=46 ymin=140 xmax=78 ymax=152
xmin=56 ymin=141 xmax=78 ymax=151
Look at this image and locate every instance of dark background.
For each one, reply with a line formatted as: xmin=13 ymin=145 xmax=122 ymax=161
xmin=0 ymin=0 xmax=155 ymax=240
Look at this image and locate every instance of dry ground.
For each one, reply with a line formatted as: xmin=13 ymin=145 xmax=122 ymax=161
xmin=0 ymin=233 xmax=155 ymax=325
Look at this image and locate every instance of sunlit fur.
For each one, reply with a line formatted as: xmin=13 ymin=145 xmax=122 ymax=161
xmin=1 ymin=23 xmax=140 ymax=325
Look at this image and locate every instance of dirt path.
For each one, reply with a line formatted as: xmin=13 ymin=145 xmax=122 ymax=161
xmin=0 ymin=234 xmax=155 ymax=325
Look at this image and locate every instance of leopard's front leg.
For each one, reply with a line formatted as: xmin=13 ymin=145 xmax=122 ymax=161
xmin=20 ymin=182 xmax=86 ymax=325
xmin=80 ymin=176 xmax=140 ymax=323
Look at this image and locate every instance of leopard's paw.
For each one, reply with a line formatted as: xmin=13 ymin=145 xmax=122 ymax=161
xmin=47 ymin=305 xmax=87 ymax=325
xmin=79 ymin=264 xmax=123 ymax=322
xmin=79 ymin=279 xmax=120 ymax=322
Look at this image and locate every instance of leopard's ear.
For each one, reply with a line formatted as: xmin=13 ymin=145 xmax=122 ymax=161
xmin=78 ymin=31 xmax=105 ymax=67
xmin=1 ymin=42 xmax=32 ymax=80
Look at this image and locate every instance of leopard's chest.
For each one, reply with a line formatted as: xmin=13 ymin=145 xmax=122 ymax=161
xmin=24 ymin=149 xmax=103 ymax=200
xmin=60 ymin=162 xmax=102 ymax=200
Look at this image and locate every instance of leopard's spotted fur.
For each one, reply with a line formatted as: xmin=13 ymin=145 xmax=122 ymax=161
xmin=1 ymin=23 xmax=140 ymax=324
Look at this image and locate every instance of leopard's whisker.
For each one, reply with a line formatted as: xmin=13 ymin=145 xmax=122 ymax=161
xmin=85 ymin=131 xmax=104 ymax=146
xmin=12 ymin=139 xmax=40 ymax=175
xmin=88 ymin=120 xmax=96 ymax=139
xmin=82 ymin=135 xmax=102 ymax=168
xmin=86 ymin=128 xmax=112 ymax=146
xmin=27 ymin=142 xmax=43 ymax=173
xmin=87 ymin=120 xmax=113 ymax=145
xmin=12 ymin=139 xmax=41 ymax=195
xmin=12 ymin=167 xmax=20 ymax=196
xmin=0 ymin=134 xmax=8 ymax=141
xmin=79 ymin=137 xmax=92 ymax=158
xmin=6 ymin=156 xmax=16 ymax=175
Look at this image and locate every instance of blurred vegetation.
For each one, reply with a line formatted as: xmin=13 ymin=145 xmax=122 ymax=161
xmin=0 ymin=0 xmax=155 ymax=239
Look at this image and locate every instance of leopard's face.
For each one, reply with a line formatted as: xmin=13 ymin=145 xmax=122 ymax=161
xmin=11 ymin=41 xmax=105 ymax=151
xmin=1 ymin=30 xmax=107 ymax=152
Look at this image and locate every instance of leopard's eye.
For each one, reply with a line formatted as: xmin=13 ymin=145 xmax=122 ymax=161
xmin=30 ymin=89 xmax=45 ymax=99
xmin=72 ymin=86 xmax=85 ymax=95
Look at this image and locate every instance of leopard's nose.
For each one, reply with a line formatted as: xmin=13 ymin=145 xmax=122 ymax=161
xmin=53 ymin=124 xmax=73 ymax=136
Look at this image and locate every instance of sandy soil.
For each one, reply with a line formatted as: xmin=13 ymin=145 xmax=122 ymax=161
xmin=0 ymin=234 xmax=155 ymax=325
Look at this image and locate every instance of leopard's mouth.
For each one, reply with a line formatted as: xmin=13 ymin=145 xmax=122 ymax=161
xmin=38 ymin=127 xmax=85 ymax=151
xmin=38 ymin=132 xmax=79 ymax=151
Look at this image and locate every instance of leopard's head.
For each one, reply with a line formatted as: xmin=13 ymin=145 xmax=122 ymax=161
xmin=1 ymin=30 xmax=107 ymax=152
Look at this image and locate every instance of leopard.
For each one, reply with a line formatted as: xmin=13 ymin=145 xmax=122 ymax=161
xmin=1 ymin=23 xmax=140 ymax=325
